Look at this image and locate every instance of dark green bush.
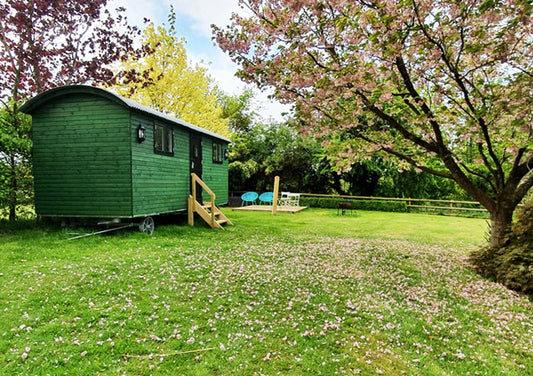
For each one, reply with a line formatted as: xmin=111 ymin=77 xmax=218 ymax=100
xmin=299 ymin=197 xmax=321 ymax=208
xmin=300 ymin=197 xmax=408 ymax=213
xmin=513 ymin=201 xmax=533 ymax=235
xmin=303 ymin=197 xmax=320 ymax=208
xmin=354 ymin=199 xmax=408 ymax=212
xmin=317 ymin=198 xmax=338 ymax=209
xmin=470 ymin=201 xmax=533 ymax=296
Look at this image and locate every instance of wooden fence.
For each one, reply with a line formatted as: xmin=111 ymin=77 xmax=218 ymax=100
xmin=230 ymin=190 xmax=489 ymax=216
xmin=299 ymin=193 xmax=488 ymax=216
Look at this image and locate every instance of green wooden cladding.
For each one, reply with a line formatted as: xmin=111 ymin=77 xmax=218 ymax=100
xmin=21 ymin=85 xmax=230 ymax=219
xmin=202 ymin=137 xmax=229 ymax=205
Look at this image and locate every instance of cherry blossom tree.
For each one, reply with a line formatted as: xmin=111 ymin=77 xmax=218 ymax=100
xmin=0 ymin=0 xmax=142 ymax=101
xmin=214 ymin=0 xmax=533 ymax=245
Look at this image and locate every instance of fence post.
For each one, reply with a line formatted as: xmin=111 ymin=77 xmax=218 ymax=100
xmin=272 ymin=176 xmax=280 ymax=216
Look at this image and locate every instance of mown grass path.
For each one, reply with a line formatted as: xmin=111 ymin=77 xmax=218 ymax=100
xmin=1 ymin=209 xmax=531 ymax=375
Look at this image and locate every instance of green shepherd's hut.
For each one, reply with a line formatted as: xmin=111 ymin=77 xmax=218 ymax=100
xmin=21 ymin=85 xmax=232 ymax=232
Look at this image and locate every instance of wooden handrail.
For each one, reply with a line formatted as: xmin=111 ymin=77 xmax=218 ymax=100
xmin=191 ymin=173 xmax=216 ymax=201
xmin=191 ymin=173 xmax=216 ymax=227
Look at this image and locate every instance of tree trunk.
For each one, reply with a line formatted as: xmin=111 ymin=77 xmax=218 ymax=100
xmin=8 ymin=155 xmax=17 ymax=221
xmin=489 ymin=204 xmax=515 ymax=246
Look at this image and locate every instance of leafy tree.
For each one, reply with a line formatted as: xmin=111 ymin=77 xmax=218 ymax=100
xmin=214 ymin=0 xmax=533 ymax=246
xmin=114 ymin=8 xmax=229 ymax=137
xmin=0 ymin=0 xmax=142 ymax=219
xmin=0 ymin=0 xmax=140 ymax=101
xmin=229 ymin=107 xmax=464 ymax=198
xmin=229 ymin=122 xmax=326 ymax=193
xmin=224 ymin=88 xmax=466 ymax=199
xmin=220 ymin=89 xmax=257 ymax=133
xmin=0 ymin=105 xmax=32 ymax=220
xmin=321 ymin=120 xmax=468 ymax=198
xmin=370 ymin=159 xmax=469 ymax=200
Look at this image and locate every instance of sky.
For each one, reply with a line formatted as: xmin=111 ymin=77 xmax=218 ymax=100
xmin=111 ymin=0 xmax=290 ymax=122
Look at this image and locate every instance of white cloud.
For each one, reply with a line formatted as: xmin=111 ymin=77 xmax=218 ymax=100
xmin=110 ymin=0 xmax=164 ymax=28
xmin=110 ymin=0 xmax=291 ymax=122
xmin=165 ymin=0 xmax=244 ymax=37
xmin=192 ymin=50 xmax=292 ymax=124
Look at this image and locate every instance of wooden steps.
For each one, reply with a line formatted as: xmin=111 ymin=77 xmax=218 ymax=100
xmin=188 ymin=173 xmax=233 ymax=229
xmin=202 ymin=201 xmax=233 ymax=228
xmin=188 ymin=197 xmax=233 ymax=229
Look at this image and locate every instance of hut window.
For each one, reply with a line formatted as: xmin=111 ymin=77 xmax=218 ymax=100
xmin=154 ymin=124 xmax=174 ymax=156
xmin=212 ymin=143 xmax=224 ymax=163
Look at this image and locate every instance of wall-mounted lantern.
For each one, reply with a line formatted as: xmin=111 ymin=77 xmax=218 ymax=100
xmin=137 ymin=124 xmax=146 ymax=143
xmin=224 ymin=148 xmax=229 ymax=160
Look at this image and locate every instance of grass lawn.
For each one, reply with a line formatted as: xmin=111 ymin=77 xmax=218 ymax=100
xmin=1 ymin=209 xmax=531 ymax=375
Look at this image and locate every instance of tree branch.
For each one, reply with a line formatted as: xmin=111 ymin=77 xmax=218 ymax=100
xmin=395 ymin=56 xmax=446 ymax=148
xmin=458 ymin=161 xmax=497 ymax=193
xmin=353 ymin=131 xmax=453 ymax=179
xmin=356 ymin=90 xmax=438 ymax=153
xmin=514 ymin=169 xmax=533 ymax=205
xmin=477 ymin=143 xmax=497 ymax=177
xmin=411 ymin=0 xmax=505 ymax=185
xmin=383 ymin=148 xmax=453 ymax=179
xmin=306 ymin=50 xmax=329 ymax=70
xmin=392 ymin=92 xmax=421 ymax=116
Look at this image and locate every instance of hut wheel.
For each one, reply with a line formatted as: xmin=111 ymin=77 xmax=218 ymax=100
xmin=139 ymin=216 xmax=155 ymax=235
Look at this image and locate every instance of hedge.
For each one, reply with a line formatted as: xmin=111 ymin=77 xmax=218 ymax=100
xmin=469 ymin=201 xmax=533 ymax=296
xmin=299 ymin=197 xmax=408 ymax=213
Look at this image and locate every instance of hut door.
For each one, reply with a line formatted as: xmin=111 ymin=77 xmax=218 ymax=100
xmin=189 ymin=134 xmax=203 ymax=202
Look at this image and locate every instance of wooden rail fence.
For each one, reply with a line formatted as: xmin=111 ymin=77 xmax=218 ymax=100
xmin=229 ymin=191 xmax=489 ymax=216
xmin=299 ymin=193 xmax=488 ymax=215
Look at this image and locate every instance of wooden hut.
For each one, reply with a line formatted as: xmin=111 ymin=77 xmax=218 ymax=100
xmin=20 ymin=85 xmax=231 ymax=231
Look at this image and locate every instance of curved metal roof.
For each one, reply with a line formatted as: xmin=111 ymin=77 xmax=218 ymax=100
xmin=20 ymin=85 xmax=231 ymax=143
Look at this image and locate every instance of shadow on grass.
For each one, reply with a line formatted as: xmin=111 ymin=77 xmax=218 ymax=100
xmin=0 ymin=212 xmax=194 ymax=239
xmin=0 ymin=217 xmax=44 ymax=234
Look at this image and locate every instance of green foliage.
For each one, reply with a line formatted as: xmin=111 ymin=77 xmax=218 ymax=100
xmin=229 ymin=110 xmax=469 ymax=200
xmin=0 ymin=105 xmax=33 ymax=220
xmin=470 ymin=201 xmax=533 ymax=295
xmin=354 ymin=199 xmax=408 ymax=213
xmin=375 ymin=164 xmax=470 ymax=200
xmin=228 ymin=160 xmax=259 ymax=187
xmin=229 ymin=122 xmax=327 ymax=193
xmin=329 ymin=159 xmax=383 ymax=196
xmin=219 ymin=89 xmax=256 ymax=133
xmin=512 ymin=201 xmax=533 ymax=235
xmin=300 ymin=197 xmax=408 ymax=212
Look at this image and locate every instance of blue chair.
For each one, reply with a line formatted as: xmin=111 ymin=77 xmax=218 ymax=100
xmin=241 ymin=191 xmax=258 ymax=206
xmin=259 ymin=192 xmax=274 ymax=205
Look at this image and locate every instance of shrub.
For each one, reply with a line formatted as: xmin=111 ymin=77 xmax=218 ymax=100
xmin=513 ymin=201 xmax=533 ymax=235
xmin=354 ymin=199 xmax=408 ymax=213
xmin=470 ymin=201 xmax=533 ymax=296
